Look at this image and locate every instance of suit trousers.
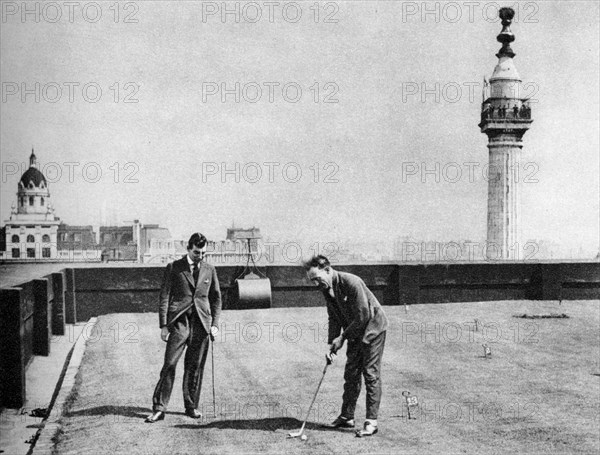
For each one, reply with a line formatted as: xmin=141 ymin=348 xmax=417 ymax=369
xmin=152 ymin=308 xmax=210 ymax=412
xmin=341 ymin=331 xmax=386 ymax=420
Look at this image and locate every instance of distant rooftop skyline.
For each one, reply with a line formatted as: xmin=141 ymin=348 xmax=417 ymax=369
xmin=1 ymin=1 xmax=598 ymax=253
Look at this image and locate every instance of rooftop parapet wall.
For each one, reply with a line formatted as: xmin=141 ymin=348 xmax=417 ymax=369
xmin=68 ymin=264 xmax=400 ymax=321
xmin=66 ymin=262 xmax=599 ymax=322
xmin=0 ymin=271 xmax=66 ymax=408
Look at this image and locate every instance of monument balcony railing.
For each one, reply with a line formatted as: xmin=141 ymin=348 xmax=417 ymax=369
xmin=481 ymin=109 xmax=532 ymax=121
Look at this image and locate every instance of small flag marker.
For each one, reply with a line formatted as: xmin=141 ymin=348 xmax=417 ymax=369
xmin=402 ymin=391 xmax=419 ymax=419
xmin=482 ymin=344 xmax=492 ymax=359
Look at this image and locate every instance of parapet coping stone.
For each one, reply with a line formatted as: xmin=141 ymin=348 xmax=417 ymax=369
xmin=30 ymin=317 xmax=98 ymax=455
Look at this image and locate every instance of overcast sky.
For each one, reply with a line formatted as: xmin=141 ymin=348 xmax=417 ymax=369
xmin=1 ymin=1 xmax=598 ymax=252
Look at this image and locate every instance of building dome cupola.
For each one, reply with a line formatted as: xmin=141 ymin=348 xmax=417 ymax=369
xmin=29 ymin=147 xmax=38 ymax=168
xmin=19 ymin=148 xmax=47 ymax=189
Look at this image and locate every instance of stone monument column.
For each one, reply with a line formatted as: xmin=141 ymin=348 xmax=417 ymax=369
xmin=479 ymin=7 xmax=533 ymax=259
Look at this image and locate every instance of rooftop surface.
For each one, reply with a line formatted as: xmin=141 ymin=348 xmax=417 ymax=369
xmin=41 ymin=301 xmax=599 ymax=455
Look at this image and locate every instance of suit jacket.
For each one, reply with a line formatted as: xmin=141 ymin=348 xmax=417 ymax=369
xmin=158 ymin=256 xmax=222 ymax=334
xmin=323 ymin=270 xmax=388 ymax=344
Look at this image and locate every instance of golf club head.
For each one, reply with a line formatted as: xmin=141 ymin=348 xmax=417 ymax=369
xmin=287 ymin=429 xmax=303 ymax=438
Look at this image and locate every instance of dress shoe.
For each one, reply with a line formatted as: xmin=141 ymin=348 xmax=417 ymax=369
xmin=330 ymin=415 xmax=355 ymax=428
xmin=145 ymin=411 xmax=165 ymax=423
xmin=355 ymin=421 xmax=378 ymax=437
xmin=185 ymin=408 xmax=202 ymax=419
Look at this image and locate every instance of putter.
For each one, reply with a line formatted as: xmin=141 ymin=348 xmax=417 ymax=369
xmin=288 ymin=362 xmax=330 ymax=438
xmin=211 ymin=335 xmax=216 ymax=418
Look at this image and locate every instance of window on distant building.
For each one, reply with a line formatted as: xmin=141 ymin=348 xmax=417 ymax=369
xmin=60 ymin=233 xmax=68 ymax=241
xmin=27 ymin=234 xmax=35 ymax=243
xmin=12 ymin=248 xmax=20 ymax=258
xmin=41 ymin=197 xmax=44 ymax=206
xmin=42 ymin=248 xmax=51 ymax=258
xmin=27 ymin=248 xmax=35 ymax=258
xmin=42 ymin=234 xmax=50 ymax=242
xmin=11 ymin=234 xmax=19 ymax=243
xmin=74 ymin=233 xmax=82 ymax=242
xmin=29 ymin=196 xmax=34 ymax=205
xmin=20 ymin=197 xmax=24 ymax=207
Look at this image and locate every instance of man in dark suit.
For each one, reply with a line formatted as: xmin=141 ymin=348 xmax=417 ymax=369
xmin=146 ymin=233 xmax=222 ymax=422
xmin=304 ymin=255 xmax=388 ymax=437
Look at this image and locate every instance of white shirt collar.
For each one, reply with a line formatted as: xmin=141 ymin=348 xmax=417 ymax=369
xmin=186 ymin=255 xmax=199 ymax=270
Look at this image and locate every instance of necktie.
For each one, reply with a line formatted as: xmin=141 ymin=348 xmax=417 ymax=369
xmin=193 ymin=263 xmax=199 ymax=285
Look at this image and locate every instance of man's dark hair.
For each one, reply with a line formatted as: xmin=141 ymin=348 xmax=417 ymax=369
xmin=303 ymin=255 xmax=330 ymax=270
xmin=187 ymin=232 xmax=207 ymax=250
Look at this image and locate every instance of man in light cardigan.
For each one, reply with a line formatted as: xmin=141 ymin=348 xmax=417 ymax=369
xmin=304 ymin=255 xmax=388 ymax=437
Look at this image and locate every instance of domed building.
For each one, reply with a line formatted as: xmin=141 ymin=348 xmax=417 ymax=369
xmin=4 ymin=149 xmax=61 ymax=259
xmin=2 ymin=149 xmax=178 ymax=263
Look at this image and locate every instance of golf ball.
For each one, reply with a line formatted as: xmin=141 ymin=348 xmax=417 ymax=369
xmin=301 ymin=435 xmax=307 ymax=441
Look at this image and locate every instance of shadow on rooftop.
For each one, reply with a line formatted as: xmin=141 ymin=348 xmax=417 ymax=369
xmin=174 ymin=417 xmax=342 ymax=432
xmin=66 ymin=405 xmax=151 ymax=419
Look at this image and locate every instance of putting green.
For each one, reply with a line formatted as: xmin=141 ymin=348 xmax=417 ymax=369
xmin=53 ymin=300 xmax=599 ymax=454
